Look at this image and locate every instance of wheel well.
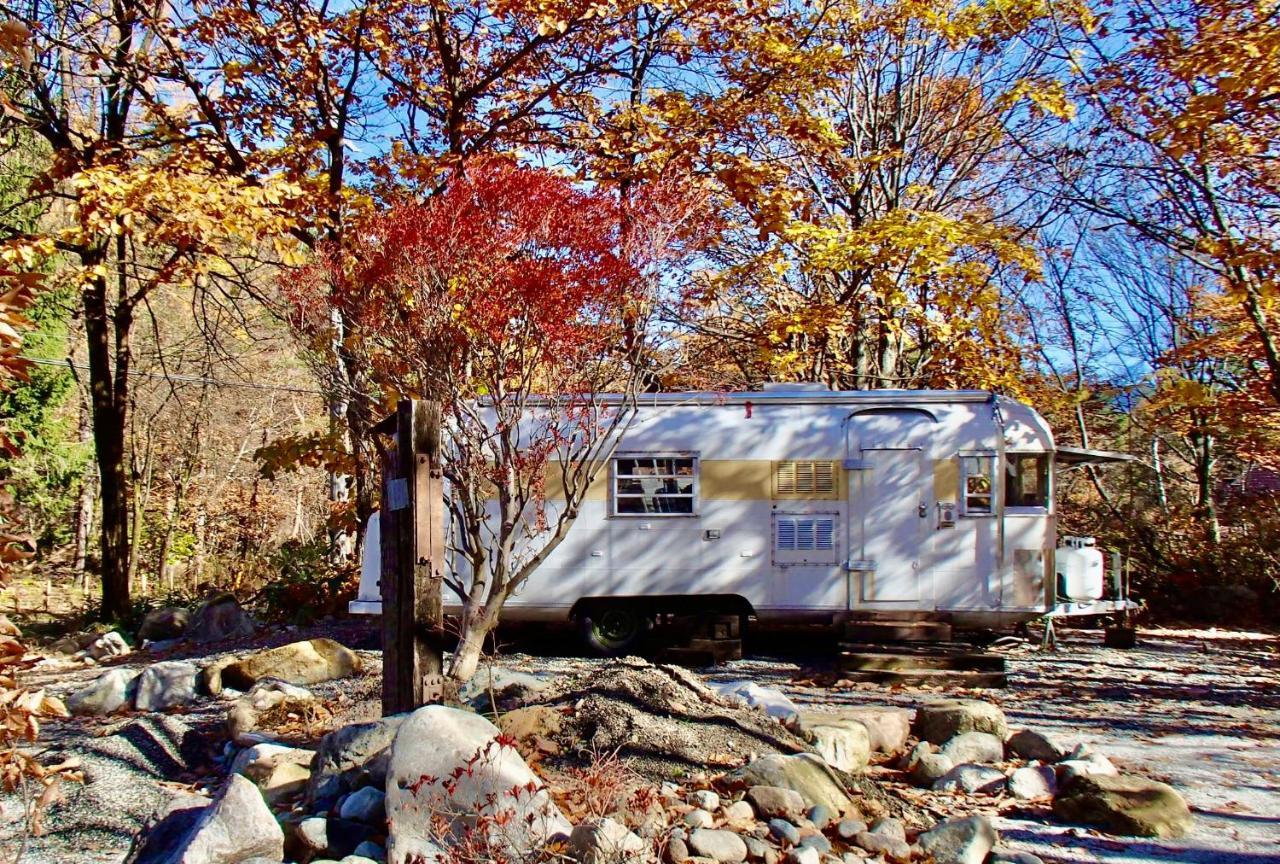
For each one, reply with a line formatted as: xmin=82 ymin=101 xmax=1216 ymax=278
xmin=569 ymin=594 xmax=756 ymax=621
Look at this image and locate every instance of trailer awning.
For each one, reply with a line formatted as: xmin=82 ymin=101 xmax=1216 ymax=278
xmin=1055 ymin=446 xmax=1135 ymax=467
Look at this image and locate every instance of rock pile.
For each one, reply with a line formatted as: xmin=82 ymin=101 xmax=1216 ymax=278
xmin=116 ymin=661 xmax=1196 ymax=864
xmin=64 ymin=637 xmax=359 ymax=719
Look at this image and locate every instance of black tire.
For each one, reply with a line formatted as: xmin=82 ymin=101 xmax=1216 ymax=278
xmin=579 ymin=605 xmax=647 ymax=656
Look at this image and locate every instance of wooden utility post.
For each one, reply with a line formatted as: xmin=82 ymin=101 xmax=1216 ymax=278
xmin=378 ymin=399 xmax=448 ymax=715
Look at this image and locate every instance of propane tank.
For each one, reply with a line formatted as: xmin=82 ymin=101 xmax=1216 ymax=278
xmin=1056 ymin=536 xmax=1105 ymax=601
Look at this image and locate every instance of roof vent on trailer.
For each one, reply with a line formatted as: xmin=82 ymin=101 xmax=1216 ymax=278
xmin=758 ymin=382 xmax=831 ymax=393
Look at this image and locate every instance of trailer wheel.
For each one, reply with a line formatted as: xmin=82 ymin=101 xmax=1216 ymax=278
xmin=580 ymin=606 xmax=646 ymax=656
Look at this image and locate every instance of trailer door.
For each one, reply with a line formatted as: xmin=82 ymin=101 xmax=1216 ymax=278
xmin=846 ymin=408 xmax=936 ymax=607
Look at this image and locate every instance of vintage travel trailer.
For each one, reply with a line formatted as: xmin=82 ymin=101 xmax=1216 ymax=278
xmin=351 ymin=386 xmax=1133 ymax=652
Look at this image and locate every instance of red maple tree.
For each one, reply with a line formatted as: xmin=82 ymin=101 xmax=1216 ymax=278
xmin=285 ymin=157 xmax=708 ymax=681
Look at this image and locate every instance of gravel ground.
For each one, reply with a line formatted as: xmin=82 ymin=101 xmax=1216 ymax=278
xmin=5 ymin=622 xmax=1277 ymax=864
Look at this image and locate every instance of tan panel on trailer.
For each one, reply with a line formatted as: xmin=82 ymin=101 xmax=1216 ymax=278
xmin=933 ymin=457 xmax=960 ymax=502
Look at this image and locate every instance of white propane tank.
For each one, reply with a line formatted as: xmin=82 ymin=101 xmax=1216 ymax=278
xmin=1056 ymin=536 xmax=1105 ymax=601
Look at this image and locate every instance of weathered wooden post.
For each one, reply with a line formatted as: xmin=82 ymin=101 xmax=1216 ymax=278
xmin=380 ymin=399 xmax=448 ymax=715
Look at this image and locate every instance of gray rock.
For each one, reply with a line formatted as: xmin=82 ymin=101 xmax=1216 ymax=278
xmin=82 ymin=630 xmax=131 ymax=660
xmin=147 ymin=773 xmax=284 ymax=863
xmin=689 ymin=789 xmax=721 ymax=811
xmin=835 ymin=819 xmax=867 ymax=839
xmin=867 ymin=817 xmax=906 ymax=843
xmin=308 ymin=714 xmax=408 ymax=808
xmin=291 ymin=816 xmax=328 ymax=854
xmin=853 ymin=832 xmax=909 ymax=862
xmin=689 ymin=828 xmax=748 ymax=863
xmin=339 ymin=857 xmax=377 ymax=864
xmin=746 ymin=786 xmax=806 ymax=821
xmin=797 ymin=833 xmax=830 ymax=853
xmin=785 ymin=847 xmax=819 ymax=864
xmin=187 ymin=592 xmax=255 ymax=643
xmin=138 ymin=607 xmax=190 ymax=642
xmin=940 ymin=731 xmax=1005 ymax=765
xmin=352 ymin=840 xmax=387 ymax=862
xmin=805 ymin=804 xmax=832 ymax=830
xmin=1005 ymin=729 xmax=1069 ymax=763
xmin=68 ymin=668 xmax=140 ymax=716
xmin=1057 ymin=754 xmax=1118 ymax=783
xmin=933 ymin=763 xmax=1007 ymax=794
xmin=909 ymin=752 xmax=954 ymax=788
xmin=991 ymin=852 xmax=1045 ymax=864
xmin=767 ymin=819 xmax=800 ymax=845
xmin=916 ymin=815 xmax=998 ymax=864
xmin=742 ymin=836 xmax=769 ymax=860
xmin=822 ymin=706 xmax=911 ymax=755
xmin=322 ymin=818 xmax=377 ymax=859
xmin=723 ymin=799 xmax=755 ymax=823
xmin=230 ymin=742 xmax=314 ymax=780
xmin=796 ymin=713 xmax=871 ymax=773
xmin=134 ymin=661 xmax=200 ymax=712
xmin=728 ymin=754 xmax=854 ymax=817
xmin=1008 ymin=765 xmax=1057 ymax=800
xmin=913 ymin=699 xmax=1007 ymax=744
xmin=385 ymin=705 xmax=570 ymax=864
xmin=569 ymin=818 xmax=646 ymax=863
xmin=339 ymin=786 xmax=386 ymax=825
xmin=685 ymin=809 xmax=714 ymax=829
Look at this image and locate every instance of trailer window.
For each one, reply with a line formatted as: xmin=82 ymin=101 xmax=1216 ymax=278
xmin=960 ymin=455 xmax=995 ymax=515
xmin=613 ymin=455 xmax=697 ymax=515
xmin=1005 ymin=454 xmax=1049 ymax=509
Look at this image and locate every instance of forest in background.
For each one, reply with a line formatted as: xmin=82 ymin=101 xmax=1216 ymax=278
xmin=0 ymin=0 xmax=1275 ymax=628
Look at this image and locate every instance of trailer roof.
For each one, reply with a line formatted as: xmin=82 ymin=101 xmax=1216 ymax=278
xmin=527 ymin=389 xmax=997 ymax=407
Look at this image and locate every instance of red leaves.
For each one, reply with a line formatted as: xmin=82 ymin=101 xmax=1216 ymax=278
xmin=283 ymin=157 xmax=650 ymax=402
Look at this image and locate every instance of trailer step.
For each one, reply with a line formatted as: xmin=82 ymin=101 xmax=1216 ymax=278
xmin=837 ymin=668 xmax=1008 ymax=688
xmin=842 ymin=620 xmax=954 ymax=643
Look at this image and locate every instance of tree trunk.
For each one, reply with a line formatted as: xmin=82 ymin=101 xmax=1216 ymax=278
xmin=83 ymin=264 xmax=132 ymax=621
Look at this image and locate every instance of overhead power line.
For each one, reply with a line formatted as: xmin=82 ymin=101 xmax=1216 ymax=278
xmin=21 ymin=355 xmax=325 ymax=395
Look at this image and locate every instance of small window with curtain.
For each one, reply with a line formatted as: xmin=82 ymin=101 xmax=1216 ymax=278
xmin=1005 ymin=453 xmax=1049 ymax=509
xmin=960 ymin=454 xmax=995 ymax=515
xmin=774 ymin=460 xmax=837 ymax=498
xmin=612 ymin=454 xmax=697 ymax=516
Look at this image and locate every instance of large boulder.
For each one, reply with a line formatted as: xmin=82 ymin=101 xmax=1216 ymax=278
xmin=138 ymin=607 xmax=191 ymax=642
xmin=221 ymin=638 xmax=359 ymax=689
xmin=1053 ymin=774 xmax=1194 ymax=838
xmin=68 ymin=668 xmax=140 ymax=716
xmin=308 ymin=714 xmax=408 ymax=809
xmin=384 ymin=705 xmax=571 ymax=864
xmin=231 ymin=742 xmax=315 ymax=781
xmin=137 ymin=773 xmax=284 ymax=863
xmin=939 ymin=731 xmax=1005 ymax=765
xmin=724 ymin=753 xmax=855 ymax=817
xmin=914 ymin=699 xmax=1007 ymax=744
xmin=187 ymin=593 xmax=255 ymax=643
xmin=797 ymin=712 xmax=871 ymax=773
xmin=134 ymin=661 xmax=201 ymax=712
xmin=916 ymin=815 xmax=998 ymax=864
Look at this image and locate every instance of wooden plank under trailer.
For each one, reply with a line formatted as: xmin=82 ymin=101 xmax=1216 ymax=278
xmin=837 ymin=640 xmax=1008 ymax=688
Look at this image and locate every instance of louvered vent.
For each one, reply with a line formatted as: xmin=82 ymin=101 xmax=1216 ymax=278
xmin=775 ymin=460 xmax=837 ymax=497
xmin=775 ymin=516 xmax=835 ymax=551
